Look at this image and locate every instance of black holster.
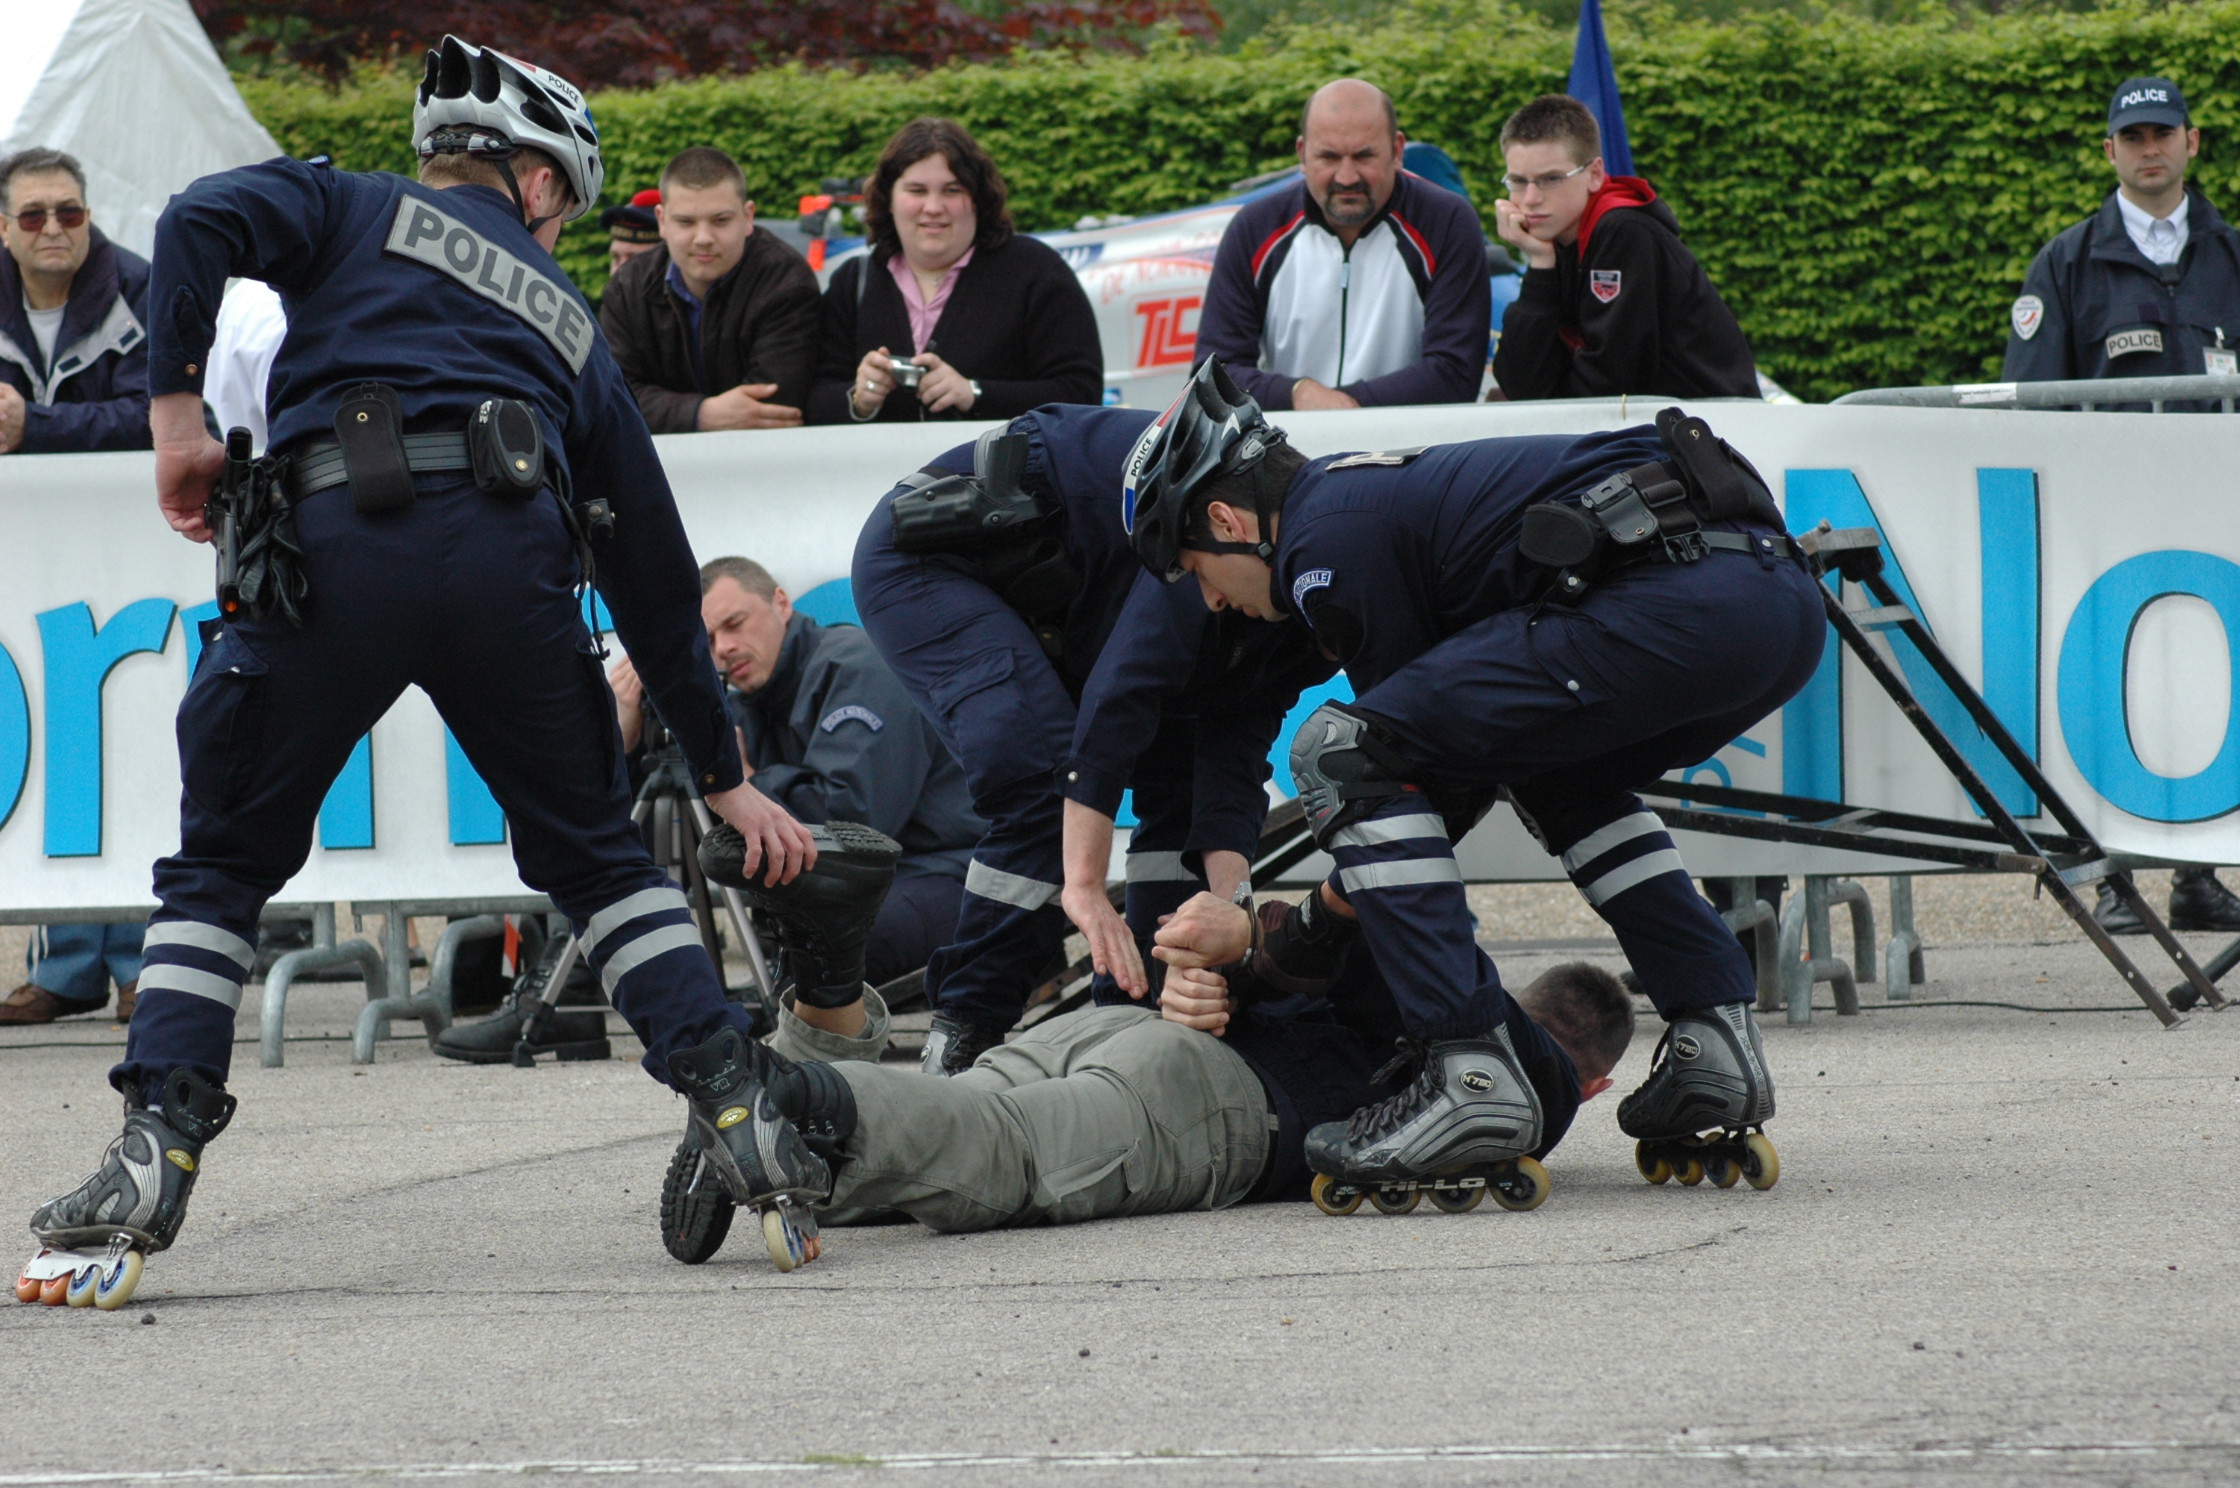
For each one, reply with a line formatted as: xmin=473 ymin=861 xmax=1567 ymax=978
xmin=332 ymin=383 xmax=414 ymax=515
xmin=209 ymin=427 xmax=308 ymax=628
xmin=888 ymin=429 xmax=1081 ymax=657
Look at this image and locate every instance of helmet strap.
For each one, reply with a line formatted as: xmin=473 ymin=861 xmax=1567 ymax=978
xmin=496 ymin=156 xmax=563 ymax=236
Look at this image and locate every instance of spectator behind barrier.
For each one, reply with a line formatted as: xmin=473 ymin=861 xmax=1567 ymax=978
xmin=0 ymin=147 xmax=151 ymax=1029
xmin=600 ymin=187 xmax=663 ymax=281
xmin=599 ymin=148 xmax=820 ymax=433
xmin=0 ymin=147 xmax=151 ymax=454
xmin=612 ymin=558 xmax=982 ymax=995
xmin=808 ymin=117 xmax=1101 ymax=424
xmin=2002 ymin=76 xmax=2240 ymax=940
xmin=1489 ymin=94 xmax=1756 ymax=401
xmin=1194 ymin=79 xmax=1490 ymax=411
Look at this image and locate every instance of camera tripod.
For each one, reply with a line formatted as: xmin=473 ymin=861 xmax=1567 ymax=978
xmin=511 ymin=721 xmax=778 ymax=1066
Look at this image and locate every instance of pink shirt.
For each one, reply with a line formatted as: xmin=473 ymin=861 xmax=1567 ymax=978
xmin=888 ymin=245 xmax=975 ymax=352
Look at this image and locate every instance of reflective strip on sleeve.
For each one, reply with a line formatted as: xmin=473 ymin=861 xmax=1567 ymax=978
xmin=142 ymin=920 xmax=255 ymax=973
xmin=1336 ymin=858 xmax=1465 ymax=893
xmin=582 ymin=887 xmax=692 ymax=957
xmin=964 ymin=860 xmax=1063 ymax=910
xmin=597 ymin=922 xmax=705 ymax=992
xmin=1578 ymin=849 xmax=1689 ymax=907
xmin=1330 ymin=813 xmax=1448 ymax=850
xmin=1124 ymin=851 xmax=1200 ymax=884
xmin=138 ymin=963 xmax=245 ymax=1011
xmin=1559 ymin=811 xmax=1665 ymax=874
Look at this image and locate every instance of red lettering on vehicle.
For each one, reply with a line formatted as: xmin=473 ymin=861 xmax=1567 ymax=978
xmin=1134 ymin=296 xmax=1202 ymax=369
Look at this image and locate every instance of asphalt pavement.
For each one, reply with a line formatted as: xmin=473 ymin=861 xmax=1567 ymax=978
xmin=3 ymin=925 xmax=2237 ymax=1487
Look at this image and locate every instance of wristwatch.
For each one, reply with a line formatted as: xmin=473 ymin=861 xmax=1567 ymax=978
xmin=1231 ymin=879 xmax=1257 ymax=953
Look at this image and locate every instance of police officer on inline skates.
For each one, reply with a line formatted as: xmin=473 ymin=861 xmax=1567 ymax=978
xmin=21 ymin=36 xmax=844 ymax=1308
xmin=1127 ymin=360 xmax=1821 ymax=1210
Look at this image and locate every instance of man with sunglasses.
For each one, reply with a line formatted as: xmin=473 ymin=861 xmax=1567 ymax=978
xmin=0 ymin=148 xmax=150 ymax=457
xmin=1490 ymin=95 xmax=1756 ymax=402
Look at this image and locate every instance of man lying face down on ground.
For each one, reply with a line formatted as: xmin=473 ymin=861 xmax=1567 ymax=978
xmin=678 ymin=818 xmax=1632 ymax=1268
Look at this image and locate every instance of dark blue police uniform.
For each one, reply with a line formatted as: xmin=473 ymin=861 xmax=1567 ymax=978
xmin=124 ymin=158 xmax=753 ymax=1099
xmin=1273 ymin=428 xmax=1824 ymax=1041
xmin=852 ymin=404 xmax=1332 ymax=1035
xmin=724 ymin=612 xmax=981 ymax=985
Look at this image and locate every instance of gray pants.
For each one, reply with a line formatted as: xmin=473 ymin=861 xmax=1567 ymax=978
xmin=821 ymin=1006 xmax=1273 ymax=1234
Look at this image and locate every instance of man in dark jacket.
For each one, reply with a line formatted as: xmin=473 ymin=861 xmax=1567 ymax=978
xmin=0 ymin=148 xmax=152 ymax=1031
xmin=598 ymin=147 xmax=820 ymax=433
xmin=2004 ymin=76 xmax=2240 ymax=937
xmin=0 ymin=147 xmax=150 ymax=456
xmin=1195 ymin=79 xmax=1490 ymax=411
xmin=1490 ymin=95 xmax=1756 ymax=401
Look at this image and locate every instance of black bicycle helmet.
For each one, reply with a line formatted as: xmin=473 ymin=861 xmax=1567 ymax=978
xmin=1122 ymin=358 xmax=1285 ymax=582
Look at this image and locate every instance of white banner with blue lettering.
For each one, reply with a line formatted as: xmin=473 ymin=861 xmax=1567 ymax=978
xmin=0 ymin=400 xmax=2230 ymax=913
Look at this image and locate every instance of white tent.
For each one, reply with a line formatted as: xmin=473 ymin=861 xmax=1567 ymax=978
xmin=0 ymin=0 xmax=280 ymax=257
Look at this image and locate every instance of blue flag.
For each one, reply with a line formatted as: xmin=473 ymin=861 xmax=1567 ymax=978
xmin=1568 ymin=0 xmax=1635 ymax=177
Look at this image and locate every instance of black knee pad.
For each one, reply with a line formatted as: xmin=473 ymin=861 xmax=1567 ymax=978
xmin=1288 ymin=702 xmax=1415 ymax=848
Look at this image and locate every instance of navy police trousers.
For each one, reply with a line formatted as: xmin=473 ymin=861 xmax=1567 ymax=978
xmin=1327 ymin=540 xmax=1826 ymax=1041
xmin=119 ymin=477 xmax=751 ymax=1101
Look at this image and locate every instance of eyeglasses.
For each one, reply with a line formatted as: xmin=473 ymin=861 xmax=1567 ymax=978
xmin=1502 ymin=164 xmax=1591 ymax=195
xmin=10 ymin=205 xmax=87 ymax=234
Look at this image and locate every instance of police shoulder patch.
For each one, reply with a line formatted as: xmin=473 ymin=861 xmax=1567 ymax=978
xmin=383 ymin=194 xmax=593 ymax=374
xmin=1590 ymin=269 xmax=1622 ymax=303
xmin=820 ymin=704 xmax=885 ymax=733
xmin=2010 ymin=294 xmax=2044 ymax=342
xmin=1291 ymin=567 xmax=1334 ymax=610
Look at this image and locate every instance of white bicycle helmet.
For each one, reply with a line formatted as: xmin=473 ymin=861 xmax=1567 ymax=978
xmin=413 ymin=35 xmax=604 ymax=226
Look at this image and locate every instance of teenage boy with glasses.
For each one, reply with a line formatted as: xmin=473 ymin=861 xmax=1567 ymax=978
xmin=0 ymin=147 xmax=151 ymax=456
xmin=1490 ymin=95 xmax=1757 ymax=402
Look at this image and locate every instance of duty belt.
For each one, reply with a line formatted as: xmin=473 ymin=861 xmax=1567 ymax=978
xmin=284 ymin=432 xmax=474 ymax=504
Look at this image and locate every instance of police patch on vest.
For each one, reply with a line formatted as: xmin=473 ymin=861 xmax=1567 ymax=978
xmin=383 ymin=196 xmax=593 ymax=374
xmin=1590 ymin=269 xmax=1622 ymax=304
xmin=2106 ymin=327 xmax=2164 ymax=360
xmin=2011 ymin=294 xmax=2044 ymax=341
xmin=1292 ymin=568 xmax=1333 ymax=610
xmin=1328 ymin=447 xmax=1427 ymax=470
xmin=820 ymin=705 xmax=885 ymax=733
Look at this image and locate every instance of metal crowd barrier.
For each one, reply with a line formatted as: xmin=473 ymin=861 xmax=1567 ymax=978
xmin=1834 ymin=373 xmax=2240 ymax=413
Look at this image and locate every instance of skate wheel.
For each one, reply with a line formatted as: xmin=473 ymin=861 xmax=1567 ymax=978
xmin=1706 ymin=1155 xmax=1742 ymax=1189
xmin=1427 ymin=1182 xmax=1484 ymax=1214
xmin=39 ymin=1273 xmax=68 ymax=1306
xmin=1488 ymin=1156 xmax=1550 ymax=1213
xmin=659 ymin=1137 xmax=735 ymax=1265
xmin=1368 ymin=1185 xmax=1419 ymax=1216
xmin=92 ymin=1251 xmax=142 ymax=1311
xmin=1676 ymin=1158 xmax=1706 ymax=1186
xmin=65 ymin=1263 xmax=100 ymax=1308
xmin=761 ymin=1207 xmax=806 ymax=1273
xmin=1741 ymin=1133 xmax=1780 ymax=1191
xmin=14 ymin=1269 xmax=39 ymax=1304
xmin=1309 ymin=1174 xmax=1361 ymax=1216
xmin=1634 ymin=1142 xmax=1672 ymax=1185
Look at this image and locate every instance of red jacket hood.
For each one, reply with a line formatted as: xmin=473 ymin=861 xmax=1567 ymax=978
xmin=1574 ymin=175 xmax=1657 ymax=263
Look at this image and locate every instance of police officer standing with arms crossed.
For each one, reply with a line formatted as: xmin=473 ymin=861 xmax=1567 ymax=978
xmin=1127 ymin=361 xmax=1820 ymax=1208
xmin=2004 ymin=75 xmax=2240 ymax=937
xmin=19 ymin=37 xmax=857 ymax=1308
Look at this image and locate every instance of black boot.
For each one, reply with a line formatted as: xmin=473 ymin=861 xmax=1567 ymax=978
xmin=2168 ymin=867 xmax=2240 ymax=932
xmin=433 ymin=938 xmax=609 ymax=1064
xmin=921 ymin=1010 xmax=1004 ymax=1077
xmin=700 ymin=821 xmax=901 ymax=1008
xmin=2093 ymin=881 xmax=2145 ymax=936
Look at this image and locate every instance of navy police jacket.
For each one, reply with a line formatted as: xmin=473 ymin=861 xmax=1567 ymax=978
xmin=2002 ymin=187 xmax=2240 ymax=409
xmin=730 ymin=613 xmax=982 ymax=879
xmin=932 ymin=404 xmax=1334 ymax=862
xmin=1270 ymin=428 xmax=1669 ymax=695
xmin=148 ymin=159 xmax=742 ymax=793
xmin=0 ymin=227 xmax=152 ymax=452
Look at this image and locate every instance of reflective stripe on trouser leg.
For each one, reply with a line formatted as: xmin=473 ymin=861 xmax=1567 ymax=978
xmin=120 ymin=916 xmax=259 ymax=1102
xmin=927 ymin=790 xmax=1071 ymax=1033
xmin=1325 ymin=792 xmax=1509 ymax=1040
xmin=1553 ymin=796 xmax=1754 ymax=1015
xmin=572 ymin=883 xmax=736 ymax=1081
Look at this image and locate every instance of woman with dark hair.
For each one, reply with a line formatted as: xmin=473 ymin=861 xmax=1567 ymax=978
xmin=808 ymin=117 xmax=1103 ymax=423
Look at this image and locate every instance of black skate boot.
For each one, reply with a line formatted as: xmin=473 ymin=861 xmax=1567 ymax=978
xmin=1617 ymin=1002 xmax=1779 ymax=1191
xmin=21 ymin=1068 xmax=236 ymax=1310
xmin=701 ymin=820 xmax=902 ymax=1008
xmin=433 ymin=937 xmax=610 ymax=1065
xmin=920 ymin=1010 xmax=1003 ymax=1077
xmin=1246 ymin=892 xmax=1360 ymax=1000
xmin=665 ymin=1027 xmax=836 ymax=1271
xmin=2093 ymin=881 xmax=2145 ymax=936
xmin=661 ymin=1052 xmax=856 ymax=1265
xmin=1303 ymin=1029 xmax=1549 ymax=1216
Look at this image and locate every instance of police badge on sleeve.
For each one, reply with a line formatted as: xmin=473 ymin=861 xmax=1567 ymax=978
xmin=1590 ymin=270 xmax=1622 ymax=304
xmin=2010 ymin=294 xmax=2044 ymax=341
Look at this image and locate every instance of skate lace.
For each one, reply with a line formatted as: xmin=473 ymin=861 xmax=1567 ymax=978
xmin=1349 ymin=1039 xmax=1438 ymax=1141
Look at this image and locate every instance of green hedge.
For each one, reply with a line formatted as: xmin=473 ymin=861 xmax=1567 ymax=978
xmin=237 ymin=4 xmax=2240 ymax=400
